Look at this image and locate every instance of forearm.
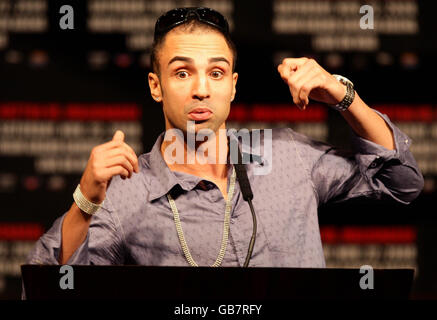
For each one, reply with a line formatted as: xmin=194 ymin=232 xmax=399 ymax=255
xmin=341 ymin=91 xmax=395 ymax=150
xmin=59 ymin=202 xmax=92 ymax=264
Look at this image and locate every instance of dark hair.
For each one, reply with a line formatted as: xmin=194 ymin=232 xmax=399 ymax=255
xmin=150 ymin=17 xmax=237 ymax=76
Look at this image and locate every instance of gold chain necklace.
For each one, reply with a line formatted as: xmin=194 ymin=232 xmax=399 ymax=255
xmin=167 ymin=167 xmax=236 ymax=267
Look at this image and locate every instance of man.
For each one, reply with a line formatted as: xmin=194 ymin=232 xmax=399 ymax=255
xmin=27 ymin=7 xmax=423 ymax=268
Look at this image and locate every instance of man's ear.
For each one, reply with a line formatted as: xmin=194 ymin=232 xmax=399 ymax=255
xmin=148 ymin=72 xmax=163 ymax=102
xmin=231 ymin=72 xmax=238 ymax=102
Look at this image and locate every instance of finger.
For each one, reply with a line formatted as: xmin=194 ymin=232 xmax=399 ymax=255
xmin=287 ymin=60 xmax=314 ymax=87
xmin=112 ymin=131 xmax=137 ymax=167
xmin=94 ymin=139 xmax=124 ymax=153
xmin=287 ymin=64 xmax=316 ymax=108
xmin=93 ymin=130 xmax=124 ymax=153
xmin=278 ymin=57 xmax=308 ymax=79
xmin=104 ymin=165 xmax=130 ymax=181
xmin=121 ymin=142 xmax=139 ymax=172
xmin=105 ymin=146 xmax=138 ymax=174
xmin=279 ymin=65 xmax=299 ymax=104
xmin=104 ymin=155 xmax=134 ymax=178
xmin=94 ymin=141 xmax=139 ymax=173
xmin=278 ymin=57 xmax=314 ymax=79
xmin=277 ymin=64 xmax=288 ymax=80
xmin=113 ymin=130 xmax=125 ymax=142
xmin=282 ymin=57 xmax=309 ymax=70
xmin=298 ymin=81 xmax=313 ymax=110
xmin=279 ymin=59 xmax=313 ymax=106
xmin=95 ymin=132 xmax=135 ymax=154
xmin=288 ymin=85 xmax=299 ymax=108
xmin=277 ymin=63 xmax=297 ymax=82
xmin=295 ymin=70 xmax=320 ymax=109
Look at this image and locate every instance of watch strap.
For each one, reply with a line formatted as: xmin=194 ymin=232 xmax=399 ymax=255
xmin=330 ymin=74 xmax=355 ymax=112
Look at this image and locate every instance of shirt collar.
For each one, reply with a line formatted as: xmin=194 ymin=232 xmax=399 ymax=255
xmin=146 ymin=129 xmax=264 ymax=202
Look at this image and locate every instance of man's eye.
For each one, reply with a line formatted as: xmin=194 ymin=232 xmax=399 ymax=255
xmin=176 ymin=71 xmax=189 ymax=79
xmin=211 ymin=71 xmax=223 ymax=79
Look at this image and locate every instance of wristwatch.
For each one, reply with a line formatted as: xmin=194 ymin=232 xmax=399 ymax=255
xmin=329 ymin=74 xmax=355 ymax=112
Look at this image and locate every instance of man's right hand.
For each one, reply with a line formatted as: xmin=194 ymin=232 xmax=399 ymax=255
xmin=78 ymin=130 xmax=139 ymax=205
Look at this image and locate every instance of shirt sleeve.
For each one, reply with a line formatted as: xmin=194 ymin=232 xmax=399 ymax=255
xmin=25 ymin=195 xmax=125 ymax=266
xmin=309 ymin=110 xmax=424 ymax=205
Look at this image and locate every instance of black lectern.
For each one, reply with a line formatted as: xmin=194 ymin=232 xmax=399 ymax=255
xmin=21 ymin=265 xmax=414 ymax=300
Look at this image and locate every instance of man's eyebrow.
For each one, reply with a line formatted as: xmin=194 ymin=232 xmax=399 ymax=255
xmin=168 ymin=56 xmax=193 ymax=66
xmin=167 ymin=56 xmax=230 ymax=66
xmin=208 ymin=57 xmax=230 ymax=66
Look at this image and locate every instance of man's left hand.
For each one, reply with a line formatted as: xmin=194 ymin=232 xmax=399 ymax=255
xmin=277 ymin=57 xmax=346 ymax=110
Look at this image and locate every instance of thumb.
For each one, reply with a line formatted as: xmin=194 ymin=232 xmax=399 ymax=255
xmin=113 ymin=130 xmax=125 ymax=142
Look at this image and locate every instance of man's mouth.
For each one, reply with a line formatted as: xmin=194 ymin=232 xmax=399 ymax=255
xmin=188 ymin=108 xmax=213 ymax=121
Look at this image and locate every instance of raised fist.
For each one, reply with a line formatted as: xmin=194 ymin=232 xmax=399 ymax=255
xmin=277 ymin=57 xmax=346 ymax=110
xmin=78 ymin=130 xmax=139 ymax=204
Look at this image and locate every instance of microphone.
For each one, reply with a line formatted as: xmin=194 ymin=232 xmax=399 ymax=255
xmin=234 ymin=161 xmax=253 ymax=201
xmin=234 ymin=147 xmax=257 ymax=268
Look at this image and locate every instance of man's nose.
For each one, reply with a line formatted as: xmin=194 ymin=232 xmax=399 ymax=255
xmin=192 ymin=75 xmax=210 ymax=100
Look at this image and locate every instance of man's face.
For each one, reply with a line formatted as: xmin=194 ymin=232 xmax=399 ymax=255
xmin=148 ymin=27 xmax=238 ymax=134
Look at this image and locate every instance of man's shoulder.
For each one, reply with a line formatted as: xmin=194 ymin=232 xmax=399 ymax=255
xmin=255 ymin=127 xmax=329 ymax=149
xmin=255 ymin=127 xmax=332 ymax=166
xmin=271 ymin=127 xmax=331 ymax=150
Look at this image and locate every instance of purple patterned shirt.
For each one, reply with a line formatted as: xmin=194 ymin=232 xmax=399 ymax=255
xmin=27 ymin=112 xmax=423 ymax=268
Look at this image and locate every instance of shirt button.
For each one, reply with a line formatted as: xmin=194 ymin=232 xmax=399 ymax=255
xmin=405 ymin=139 xmax=409 ymax=144
xmin=369 ymin=156 xmax=383 ymax=169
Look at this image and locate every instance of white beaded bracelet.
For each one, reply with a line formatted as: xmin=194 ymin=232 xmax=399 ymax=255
xmin=73 ymin=184 xmax=102 ymax=215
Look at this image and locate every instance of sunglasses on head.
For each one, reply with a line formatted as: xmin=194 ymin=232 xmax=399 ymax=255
xmin=154 ymin=7 xmax=230 ymax=39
